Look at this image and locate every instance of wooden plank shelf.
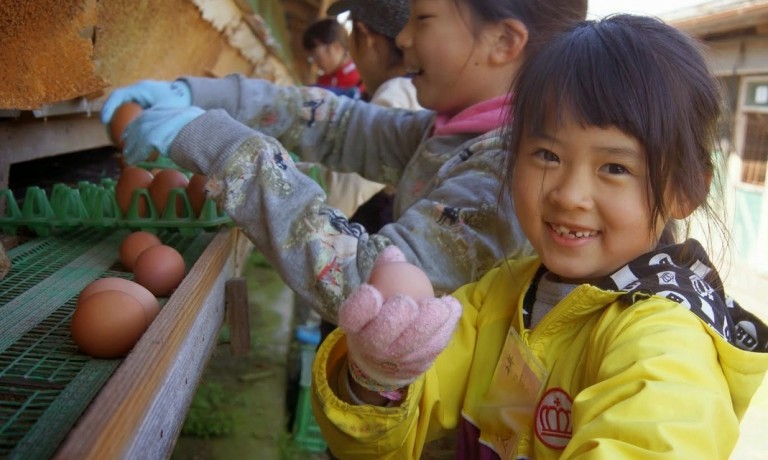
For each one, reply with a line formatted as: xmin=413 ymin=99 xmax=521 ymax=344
xmin=53 ymin=227 xmax=252 ymax=459
xmin=0 ymin=226 xmax=252 ymax=459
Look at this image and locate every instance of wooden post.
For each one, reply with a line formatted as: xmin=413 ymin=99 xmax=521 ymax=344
xmin=318 ymin=0 xmax=332 ymax=18
xmin=226 ymin=277 xmax=251 ymax=356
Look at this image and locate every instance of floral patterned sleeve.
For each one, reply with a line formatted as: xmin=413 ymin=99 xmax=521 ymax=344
xmin=169 ymin=109 xmax=391 ymax=322
xmin=182 ymin=75 xmax=431 ymax=185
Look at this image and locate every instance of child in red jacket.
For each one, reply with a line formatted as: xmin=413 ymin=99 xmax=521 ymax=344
xmin=302 ymin=18 xmax=363 ymax=93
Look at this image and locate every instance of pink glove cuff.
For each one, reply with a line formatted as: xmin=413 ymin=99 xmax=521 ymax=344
xmin=378 ymin=390 xmax=404 ymax=401
xmin=348 ymin=358 xmax=408 ymax=394
xmin=343 ymin=364 xmax=402 ymax=405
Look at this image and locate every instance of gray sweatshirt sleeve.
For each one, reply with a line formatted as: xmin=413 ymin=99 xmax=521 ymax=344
xmin=181 ymin=75 xmax=432 ymax=185
xmin=170 ymin=110 xmax=390 ymax=322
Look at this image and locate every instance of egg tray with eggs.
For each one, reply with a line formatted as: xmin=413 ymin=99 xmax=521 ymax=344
xmin=0 ymin=175 xmax=231 ymax=237
xmin=0 ymin=225 xmax=214 ymax=459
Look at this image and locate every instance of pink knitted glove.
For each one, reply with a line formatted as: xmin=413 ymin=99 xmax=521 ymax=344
xmin=338 ymin=246 xmax=462 ymax=396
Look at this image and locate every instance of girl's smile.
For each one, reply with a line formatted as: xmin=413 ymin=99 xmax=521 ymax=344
xmin=512 ymin=117 xmax=668 ymax=284
xmin=548 ymin=223 xmax=600 ymax=241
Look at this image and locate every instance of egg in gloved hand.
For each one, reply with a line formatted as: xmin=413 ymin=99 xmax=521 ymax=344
xmin=109 ymin=102 xmax=143 ymax=151
xmin=368 ymin=262 xmax=435 ymax=301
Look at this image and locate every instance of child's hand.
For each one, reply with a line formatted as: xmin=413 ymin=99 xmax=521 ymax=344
xmin=121 ymin=106 xmax=205 ymax=165
xmin=101 ymin=80 xmax=192 ymax=125
xmin=338 ymin=247 xmax=462 ymax=397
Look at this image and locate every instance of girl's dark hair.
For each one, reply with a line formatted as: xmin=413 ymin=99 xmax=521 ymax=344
xmin=350 ymin=19 xmax=403 ymax=69
xmin=302 ymin=18 xmax=349 ymax=51
xmin=503 ymin=14 xmax=724 ymax=247
xmin=459 ymin=0 xmax=588 ymax=56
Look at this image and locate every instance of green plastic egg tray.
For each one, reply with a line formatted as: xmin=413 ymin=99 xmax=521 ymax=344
xmin=0 ymin=178 xmax=231 ymax=237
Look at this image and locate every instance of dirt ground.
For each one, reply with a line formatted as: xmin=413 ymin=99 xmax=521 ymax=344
xmin=170 ymin=252 xmax=327 ymax=460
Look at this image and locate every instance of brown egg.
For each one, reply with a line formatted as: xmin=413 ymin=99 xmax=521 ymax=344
xmin=133 ymin=245 xmax=186 ymax=296
xmin=115 ymin=166 xmax=154 ymax=217
xmin=110 ymin=102 xmax=143 ymax=150
xmin=71 ymin=290 xmax=148 ymax=358
xmin=149 ymin=169 xmax=190 ymax=217
xmin=78 ymin=277 xmax=160 ymax=325
xmin=119 ymin=230 xmax=162 ymax=272
xmin=186 ymin=174 xmax=208 ymax=217
xmin=368 ymin=262 xmax=435 ymax=300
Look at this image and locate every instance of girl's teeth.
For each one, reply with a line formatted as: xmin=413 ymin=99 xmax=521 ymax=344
xmin=553 ymin=224 xmax=596 ymax=238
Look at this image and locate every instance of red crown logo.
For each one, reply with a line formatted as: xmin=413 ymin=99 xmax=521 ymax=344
xmin=539 ymin=403 xmax=571 ymax=436
xmin=535 ymin=388 xmax=573 ymax=449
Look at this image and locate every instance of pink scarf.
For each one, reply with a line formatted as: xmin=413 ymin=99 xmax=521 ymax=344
xmin=432 ymin=95 xmax=510 ymax=136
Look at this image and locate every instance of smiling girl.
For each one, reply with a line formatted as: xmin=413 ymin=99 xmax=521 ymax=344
xmin=314 ymin=14 xmax=768 ymax=459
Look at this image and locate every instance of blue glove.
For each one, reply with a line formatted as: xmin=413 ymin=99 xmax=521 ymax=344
xmin=121 ymin=106 xmax=205 ymax=165
xmin=101 ymin=80 xmax=192 ymax=125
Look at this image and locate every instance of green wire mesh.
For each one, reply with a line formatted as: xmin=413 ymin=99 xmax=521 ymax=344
xmin=0 ymin=227 xmax=214 ymax=459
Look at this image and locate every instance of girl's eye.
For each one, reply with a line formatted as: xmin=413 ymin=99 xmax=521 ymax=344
xmin=602 ymin=163 xmax=629 ymax=175
xmin=412 ymin=6 xmax=435 ymax=21
xmin=534 ymin=149 xmax=559 ymax=163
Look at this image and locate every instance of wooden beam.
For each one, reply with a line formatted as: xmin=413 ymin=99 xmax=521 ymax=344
xmin=0 ymin=116 xmax=111 ymax=190
xmin=317 ymin=0 xmax=332 ymax=18
xmin=0 ymin=116 xmax=110 ymax=163
xmin=226 ymin=277 xmax=251 ymax=356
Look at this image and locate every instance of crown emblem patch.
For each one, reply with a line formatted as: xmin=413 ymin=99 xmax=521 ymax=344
xmin=534 ymin=388 xmax=573 ymax=449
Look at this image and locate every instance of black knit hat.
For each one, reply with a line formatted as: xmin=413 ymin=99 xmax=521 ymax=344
xmin=327 ymin=0 xmax=410 ymax=40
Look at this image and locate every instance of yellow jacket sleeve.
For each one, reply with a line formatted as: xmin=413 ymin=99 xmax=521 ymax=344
xmin=310 ymin=272 xmax=499 ymax=459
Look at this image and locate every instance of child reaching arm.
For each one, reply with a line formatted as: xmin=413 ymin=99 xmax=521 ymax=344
xmin=313 ymin=14 xmax=768 ymax=459
xmin=100 ymin=0 xmax=587 ymax=323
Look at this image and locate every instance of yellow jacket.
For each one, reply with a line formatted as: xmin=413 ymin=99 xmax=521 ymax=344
xmin=313 ymin=249 xmax=768 ymax=459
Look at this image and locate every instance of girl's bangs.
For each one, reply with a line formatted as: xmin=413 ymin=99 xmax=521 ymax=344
xmin=517 ymin=27 xmax=650 ymax=141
